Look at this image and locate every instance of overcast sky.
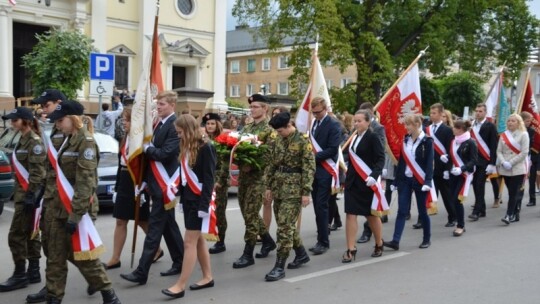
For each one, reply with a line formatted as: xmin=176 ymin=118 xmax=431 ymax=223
xmin=227 ymin=0 xmax=540 ymax=31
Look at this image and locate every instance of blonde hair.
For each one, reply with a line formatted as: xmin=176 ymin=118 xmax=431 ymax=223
xmin=443 ymin=109 xmax=454 ymax=127
xmin=507 ymin=113 xmax=526 ymax=132
xmin=176 ymin=114 xmax=205 ymax=167
xmin=311 ymin=97 xmax=327 ymax=109
xmin=156 ymin=90 xmax=177 ymax=105
xmin=67 ymin=115 xmax=94 ymax=134
xmin=404 ymin=113 xmax=423 ymax=127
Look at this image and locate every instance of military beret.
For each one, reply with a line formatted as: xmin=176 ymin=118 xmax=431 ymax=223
xmin=2 ymin=107 xmax=34 ymax=121
xmin=248 ymin=93 xmax=270 ymax=104
xmin=202 ymin=112 xmax=221 ymax=124
xmin=47 ymin=100 xmax=85 ymax=122
xmin=32 ymin=89 xmax=67 ymax=105
xmin=269 ymin=112 xmax=291 ymax=129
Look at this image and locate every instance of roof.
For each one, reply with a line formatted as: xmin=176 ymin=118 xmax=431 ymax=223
xmin=226 ymin=27 xmax=310 ymax=53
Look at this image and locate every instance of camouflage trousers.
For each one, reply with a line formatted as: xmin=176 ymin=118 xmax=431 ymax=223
xmin=238 ymin=180 xmax=268 ymax=246
xmin=274 ymin=198 xmax=303 ymax=259
xmin=45 ymin=217 xmax=111 ymax=300
xmin=215 ymin=184 xmax=229 ymax=242
xmin=8 ymin=202 xmax=41 ymax=263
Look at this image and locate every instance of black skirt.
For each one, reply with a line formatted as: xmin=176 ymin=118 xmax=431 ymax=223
xmin=113 ymin=168 xmax=150 ymax=221
xmin=344 ymin=187 xmax=373 ymax=216
xmin=182 ymin=199 xmax=203 ymax=231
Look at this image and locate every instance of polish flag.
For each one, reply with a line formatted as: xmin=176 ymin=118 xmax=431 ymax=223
xmin=520 ymin=78 xmax=540 ymax=151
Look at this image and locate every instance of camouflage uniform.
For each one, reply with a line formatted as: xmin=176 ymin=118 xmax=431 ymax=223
xmin=238 ymin=118 xmax=275 ymax=245
xmin=214 ymin=151 xmax=230 ymax=242
xmin=45 ymin=129 xmax=112 ymax=300
xmin=265 ymin=129 xmax=315 ymax=258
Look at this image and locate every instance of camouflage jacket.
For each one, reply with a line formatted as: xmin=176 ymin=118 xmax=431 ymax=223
xmin=13 ymin=130 xmax=46 ymax=202
xmin=239 ymin=118 xmax=276 ymax=182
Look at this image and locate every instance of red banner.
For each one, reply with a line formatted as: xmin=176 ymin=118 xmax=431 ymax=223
xmin=521 ymin=80 xmax=540 ymax=152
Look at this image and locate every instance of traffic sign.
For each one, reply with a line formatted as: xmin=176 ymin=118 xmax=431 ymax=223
xmin=90 ymin=80 xmax=114 ymax=97
xmin=90 ymin=53 xmax=115 ymax=80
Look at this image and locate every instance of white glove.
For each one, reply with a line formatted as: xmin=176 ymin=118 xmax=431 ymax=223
xmin=382 ymin=169 xmax=388 ymax=179
xmin=135 ymin=182 xmax=147 ymax=197
xmin=366 ymin=176 xmax=377 ymax=187
xmin=451 ymin=167 xmax=462 ymax=176
xmin=390 ymin=184 xmax=397 ymax=192
xmin=112 ymin=192 xmax=117 ymax=203
xmin=140 ymin=194 xmax=147 ymax=205
xmin=443 ymin=171 xmax=450 ymax=180
xmin=143 ymin=143 xmax=154 ymax=152
xmin=502 ymin=161 xmax=512 ymax=170
xmin=198 ymin=210 xmax=209 ymax=218
xmin=486 ymin=164 xmax=496 ymax=174
xmin=421 ymin=185 xmax=431 ymax=192
xmin=440 ymin=154 xmax=449 ymax=163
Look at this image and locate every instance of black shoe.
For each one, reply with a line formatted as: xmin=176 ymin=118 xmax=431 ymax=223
xmin=287 ymin=246 xmax=310 ymax=269
xmin=381 ymin=215 xmax=388 ymax=223
xmin=527 ymin=202 xmax=536 ymax=207
xmin=356 ymin=233 xmax=371 ymax=244
xmin=511 ymin=213 xmax=520 ymax=222
xmin=26 ymin=286 xmax=47 ymax=303
xmin=233 ymin=244 xmax=255 ymax=269
xmin=265 ymin=257 xmax=287 ymax=282
xmin=101 ymin=289 xmax=121 ymax=304
xmin=412 ymin=223 xmax=423 ymax=229
xmin=102 ymin=261 xmax=121 ymax=270
xmin=255 ymin=233 xmax=277 ymax=258
xmin=87 ymin=284 xmax=97 ymax=296
xmin=46 ymin=297 xmax=62 ymax=304
xmin=0 ymin=262 xmax=29 ymax=292
xmin=444 ymin=221 xmax=456 ymax=227
xmin=501 ymin=215 xmax=511 ymax=225
xmin=311 ymin=244 xmax=329 ymax=255
xmin=209 ymin=242 xmax=226 ymax=254
xmin=478 ymin=212 xmax=486 ymax=217
xmin=405 ymin=213 xmax=411 ymax=220
xmin=160 ymin=265 xmax=181 ymax=276
xmin=419 ymin=241 xmax=431 ymax=249
xmin=468 ymin=213 xmax=479 ymax=221
xmin=189 ymin=279 xmax=214 ymax=290
xmin=27 ymin=259 xmax=41 ymax=284
xmin=161 ymin=288 xmax=185 ymax=299
xmin=120 ymin=272 xmax=147 ymax=285
xmin=329 ymin=224 xmax=341 ymax=231
xmin=383 ymin=240 xmax=399 ymax=251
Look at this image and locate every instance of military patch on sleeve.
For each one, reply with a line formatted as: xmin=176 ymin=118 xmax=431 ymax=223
xmin=32 ymin=145 xmax=44 ymax=155
xmin=83 ymin=148 xmax=96 ymax=160
xmin=306 ymin=143 xmax=313 ymax=152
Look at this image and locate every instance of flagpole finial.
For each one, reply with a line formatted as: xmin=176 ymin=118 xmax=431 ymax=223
xmin=419 ymin=45 xmax=430 ymax=57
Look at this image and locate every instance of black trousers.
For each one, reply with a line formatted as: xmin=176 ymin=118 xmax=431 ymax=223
xmin=529 ymin=154 xmax=539 ymax=204
xmin=472 ymin=164 xmax=488 ymax=215
xmin=503 ymin=175 xmax=525 ymax=217
xmin=311 ymin=176 xmax=331 ymax=247
xmin=434 ymin=174 xmax=455 ymax=222
xmin=449 ymin=175 xmax=466 ymax=229
xmin=135 ymin=196 xmax=184 ymax=277
xmin=328 ymin=193 xmax=342 ymax=226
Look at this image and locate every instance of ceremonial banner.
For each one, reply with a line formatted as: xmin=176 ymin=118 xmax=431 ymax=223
xmin=518 ymin=72 xmax=540 ymax=152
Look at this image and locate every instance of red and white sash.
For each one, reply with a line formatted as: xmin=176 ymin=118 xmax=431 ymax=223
xmin=180 ymin=153 xmax=219 ymax=241
xmin=425 ymin=125 xmax=447 ymax=156
xmin=449 ymin=139 xmax=475 ymax=201
xmin=401 ymin=140 xmax=438 ymax=213
xmin=310 ymin=120 xmax=340 ymax=191
xmin=149 ymin=160 xmax=180 ymax=210
xmin=12 ymin=146 xmax=29 ymax=192
xmin=470 ymin=127 xmax=490 ymax=161
xmin=348 ymin=136 xmax=389 ymax=216
xmin=500 ymin=130 xmax=529 ymax=174
xmin=47 ymin=137 xmax=104 ymax=261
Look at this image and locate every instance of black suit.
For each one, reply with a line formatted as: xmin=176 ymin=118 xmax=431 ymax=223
xmin=471 ymin=120 xmax=498 ymax=215
xmin=449 ymin=139 xmax=478 ymax=228
xmin=311 ymin=115 xmax=342 ymax=247
xmin=134 ymin=114 xmax=184 ymax=278
xmin=430 ymin=123 xmax=455 ymax=223
xmin=180 ymin=142 xmax=216 ymax=212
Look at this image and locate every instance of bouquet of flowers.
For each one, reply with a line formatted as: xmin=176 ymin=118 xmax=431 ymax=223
xmin=214 ymin=131 xmax=269 ymax=171
xmin=214 ymin=131 xmax=238 ymax=157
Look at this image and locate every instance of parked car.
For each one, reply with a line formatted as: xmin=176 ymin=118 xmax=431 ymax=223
xmin=0 ymin=124 xmax=119 ymax=209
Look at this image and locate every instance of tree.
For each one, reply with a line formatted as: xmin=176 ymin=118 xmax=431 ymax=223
xmin=22 ymin=29 xmax=95 ymax=99
xmin=438 ymin=72 xmax=485 ymax=116
xmin=420 ymin=77 xmax=441 ymax=114
xmin=233 ymin=0 xmax=539 ymax=109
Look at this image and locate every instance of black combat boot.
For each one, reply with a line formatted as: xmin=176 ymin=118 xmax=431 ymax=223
xmin=232 ymin=244 xmax=255 ymax=269
xmin=209 ymin=241 xmax=226 ymax=254
xmin=46 ymin=297 xmax=61 ymax=304
xmin=287 ymin=246 xmax=310 ymax=269
xmin=27 ymin=259 xmax=41 ymax=284
xmin=101 ymin=289 xmax=121 ymax=304
xmin=265 ymin=256 xmax=287 ymax=281
xmin=26 ymin=286 xmax=47 ymax=303
xmin=255 ymin=233 xmax=277 ymax=258
xmin=0 ymin=261 xmax=29 ymax=292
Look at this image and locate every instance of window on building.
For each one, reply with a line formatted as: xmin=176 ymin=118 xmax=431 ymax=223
xmin=246 ymin=84 xmax=254 ymax=96
xmin=230 ymin=60 xmax=240 ymax=73
xmin=247 ymin=59 xmax=256 ymax=73
xmin=304 ymin=59 xmax=311 ymax=68
xmin=262 ymin=58 xmax=271 ymax=71
xmin=278 ymin=82 xmax=289 ymax=95
xmin=299 ymin=83 xmax=308 ymax=94
xmin=114 ymin=55 xmax=129 ymax=90
xmin=327 ymin=79 xmax=333 ymax=88
xmin=341 ymin=78 xmax=353 ymax=88
xmin=230 ymin=85 xmax=240 ymax=97
xmin=278 ymin=56 xmax=289 ymax=69
xmin=177 ymin=0 xmax=194 ymax=15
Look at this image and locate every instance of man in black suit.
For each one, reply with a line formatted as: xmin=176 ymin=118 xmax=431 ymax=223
xmin=469 ymin=103 xmax=498 ymax=221
xmin=309 ymin=97 xmax=342 ymax=255
xmin=121 ymin=90 xmax=184 ymax=285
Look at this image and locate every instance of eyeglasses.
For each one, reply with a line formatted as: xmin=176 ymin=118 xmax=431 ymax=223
xmin=312 ymin=110 xmax=324 ymax=115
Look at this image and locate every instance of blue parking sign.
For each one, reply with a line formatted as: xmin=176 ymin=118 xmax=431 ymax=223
xmin=90 ymin=53 xmax=115 ymax=80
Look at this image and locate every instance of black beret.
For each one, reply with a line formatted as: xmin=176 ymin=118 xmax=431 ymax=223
xmin=47 ymin=100 xmax=84 ymax=122
xmin=269 ymin=112 xmax=291 ymax=129
xmin=2 ymin=107 xmax=34 ymax=121
xmin=248 ymin=94 xmax=270 ymax=104
xmin=202 ymin=113 xmax=221 ymax=124
xmin=32 ymin=89 xmax=67 ymax=105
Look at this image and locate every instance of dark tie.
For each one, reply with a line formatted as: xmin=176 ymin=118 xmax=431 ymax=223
xmin=432 ymin=124 xmax=437 ymax=134
xmin=152 ymin=121 xmax=163 ymax=143
xmin=312 ymin=120 xmax=320 ymax=135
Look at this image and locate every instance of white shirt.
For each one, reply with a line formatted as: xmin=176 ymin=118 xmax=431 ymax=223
xmin=95 ymin=102 xmax=124 ymax=137
xmin=404 ymin=131 xmax=425 ymax=178
xmin=473 ymin=118 xmax=486 ymax=132
xmin=352 ymin=130 xmax=366 ymax=151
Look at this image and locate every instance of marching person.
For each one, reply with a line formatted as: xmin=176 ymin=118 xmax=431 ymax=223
xmin=162 ymin=114 xmax=216 ymax=298
xmin=103 ymin=108 xmax=163 ymax=269
xmin=384 ymin=114 xmax=433 ymax=251
xmin=521 ymin=111 xmax=539 ymax=207
xmin=263 ymin=112 xmax=315 ymax=281
xmin=497 ymin=114 xmax=529 ymax=225
xmin=46 ymin=100 xmax=121 ymax=303
xmin=448 ymin=120 xmax=478 ymax=236
xmin=469 ymin=103 xmax=498 ymax=221
xmin=233 ymin=94 xmax=276 ymax=269
xmin=343 ymin=110 xmax=386 ymax=262
xmin=121 ymin=90 xmax=184 ymax=284
xmin=0 ymin=108 xmax=46 ymax=292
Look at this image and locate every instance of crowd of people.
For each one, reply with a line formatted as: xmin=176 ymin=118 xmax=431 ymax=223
xmin=0 ymin=89 xmax=538 ymax=303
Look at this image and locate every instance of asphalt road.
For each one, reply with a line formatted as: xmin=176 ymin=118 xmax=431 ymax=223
xmin=0 ymin=185 xmax=539 ymax=304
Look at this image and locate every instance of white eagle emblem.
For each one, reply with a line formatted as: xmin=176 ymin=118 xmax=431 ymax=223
xmin=397 ymin=99 xmax=421 ymax=124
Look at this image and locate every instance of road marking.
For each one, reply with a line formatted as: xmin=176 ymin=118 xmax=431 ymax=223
xmin=226 ymin=207 xmax=240 ymax=211
xmin=284 ymin=252 xmax=410 ymax=283
xmin=4 ymin=206 xmax=14 ymax=213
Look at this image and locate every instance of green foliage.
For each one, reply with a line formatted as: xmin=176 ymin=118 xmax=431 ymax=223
xmin=438 ymin=72 xmax=485 ymax=116
xmin=420 ymin=77 xmax=441 ymax=114
xmin=22 ymin=29 xmax=95 ymax=100
xmin=226 ymin=98 xmax=247 ymax=109
xmin=329 ymin=83 xmax=357 ymax=114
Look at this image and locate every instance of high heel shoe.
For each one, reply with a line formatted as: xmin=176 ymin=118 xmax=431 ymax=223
xmin=341 ymin=248 xmax=357 ymax=263
xmin=371 ymin=242 xmax=383 ymax=257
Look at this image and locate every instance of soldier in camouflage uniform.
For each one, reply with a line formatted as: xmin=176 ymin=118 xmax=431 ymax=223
xmin=264 ymin=112 xmax=315 ymax=281
xmin=233 ymin=94 xmax=277 ymax=269
xmin=0 ymin=108 xmax=46 ymax=292
xmin=44 ymin=101 xmax=121 ymax=304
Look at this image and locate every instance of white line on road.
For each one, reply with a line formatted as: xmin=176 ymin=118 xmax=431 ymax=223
xmin=284 ymin=252 xmax=410 ymax=283
xmin=226 ymin=207 xmax=240 ymax=211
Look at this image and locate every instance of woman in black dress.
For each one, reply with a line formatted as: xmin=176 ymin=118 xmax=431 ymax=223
xmin=343 ymin=109 xmax=386 ymax=262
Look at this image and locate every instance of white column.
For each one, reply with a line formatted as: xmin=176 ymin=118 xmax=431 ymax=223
xmin=166 ymin=56 xmax=173 ymax=91
xmin=91 ymin=0 xmax=107 ymax=53
xmin=209 ymin=0 xmax=227 ymax=111
xmin=0 ymin=5 xmax=13 ymax=98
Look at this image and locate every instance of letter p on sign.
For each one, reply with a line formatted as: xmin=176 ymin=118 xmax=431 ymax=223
xmin=90 ymin=53 xmax=115 ymax=81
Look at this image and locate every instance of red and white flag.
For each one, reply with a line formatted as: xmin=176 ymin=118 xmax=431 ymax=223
xmin=485 ymin=72 xmax=504 ymax=121
xmin=377 ymin=63 xmax=422 ymax=162
xmin=520 ymin=77 xmax=540 ymax=152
